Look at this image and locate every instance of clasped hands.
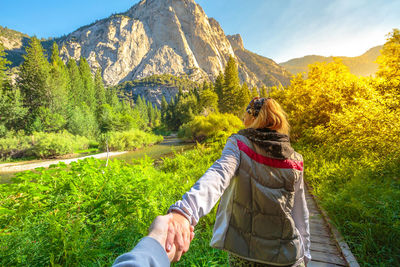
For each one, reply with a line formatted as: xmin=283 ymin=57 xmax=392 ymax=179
xmin=148 ymin=211 xmax=194 ymax=262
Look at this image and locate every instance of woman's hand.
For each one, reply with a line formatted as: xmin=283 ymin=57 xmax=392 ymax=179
xmin=165 ymin=211 xmax=194 ymax=262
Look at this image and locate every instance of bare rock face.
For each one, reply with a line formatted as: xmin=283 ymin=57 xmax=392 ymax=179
xmin=59 ymin=0 xmax=233 ymax=85
xmin=58 ymin=0 xmax=284 ymax=88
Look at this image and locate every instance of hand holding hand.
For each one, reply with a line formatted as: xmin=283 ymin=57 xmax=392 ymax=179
xmin=147 ymin=214 xmax=177 ymax=261
xmin=165 ymin=211 xmax=194 ymax=262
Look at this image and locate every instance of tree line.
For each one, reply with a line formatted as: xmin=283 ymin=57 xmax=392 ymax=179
xmin=160 ymin=56 xmax=269 ymax=130
xmin=0 ymin=37 xmax=161 ymax=139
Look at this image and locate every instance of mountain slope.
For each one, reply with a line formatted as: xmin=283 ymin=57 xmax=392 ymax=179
xmin=280 ymin=45 xmax=382 ymax=76
xmin=227 ymin=34 xmax=291 ymax=87
xmin=56 ymin=0 xmax=289 ymax=87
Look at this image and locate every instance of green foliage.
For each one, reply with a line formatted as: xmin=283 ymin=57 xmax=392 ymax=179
xmin=179 ymin=113 xmax=243 ymax=142
xmin=67 ymin=59 xmax=84 ymax=107
xmin=94 ymin=68 xmax=107 ymax=107
xmin=100 ymin=130 xmax=163 ymax=151
xmin=18 ymin=37 xmax=52 ymax=116
xmin=36 ymin=107 xmax=66 ymax=133
xmin=297 ymin=145 xmax=400 ymax=266
xmin=0 ymin=132 xmax=31 ymax=159
xmin=67 ymin=105 xmax=99 ymax=138
xmin=49 ymin=42 xmax=69 ymax=116
xmin=0 ymin=131 xmax=90 ymax=160
xmin=220 ymin=56 xmax=244 ymax=115
xmin=0 ymin=87 xmax=27 ymax=134
xmin=79 ymin=57 xmax=96 ymax=110
xmin=199 ymin=87 xmax=219 ymax=113
xmin=0 ymin=44 xmax=11 ymax=91
xmin=0 ymin=140 xmax=230 ymax=266
xmin=31 ymin=131 xmax=89 ymax=158
xmin=115 ymin=73 xmax=199 ymax=92
xmin=377 ymin=29 xmax=400 ymax=94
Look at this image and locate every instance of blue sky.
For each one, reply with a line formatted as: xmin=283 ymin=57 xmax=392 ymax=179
xmin=1 ymin=0 xmax=399 ymax=62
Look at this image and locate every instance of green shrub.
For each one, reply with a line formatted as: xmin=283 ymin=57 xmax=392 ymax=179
xmin=178 ymin=113 xmax=243 ymax=142
xmin=31 ymin=131 xmax=90 ymax=159
xmin=0 ymin=131 xmax=90 ymax=160
xmin=0 ymin=132 xmax=31 ymax=159
xmin=100 ymin=130 xmax=163 ymax=151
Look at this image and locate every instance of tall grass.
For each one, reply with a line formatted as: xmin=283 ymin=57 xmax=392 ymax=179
xmin=0 ymin=141 xmax=227 ymax=266
xmin=297 ymin=144 xmax=400 ymax=266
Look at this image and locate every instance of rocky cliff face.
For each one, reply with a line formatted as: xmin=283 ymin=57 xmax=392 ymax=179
xmin=58 ymin=0 xmax=288 ymax=88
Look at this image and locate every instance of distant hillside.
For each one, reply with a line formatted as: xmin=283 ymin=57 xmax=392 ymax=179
xmin=280 ymin=45 xmax=382 ymax=77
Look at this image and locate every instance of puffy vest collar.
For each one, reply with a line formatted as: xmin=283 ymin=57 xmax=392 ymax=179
xmin=237 ymin=128 xmax=294 ymax=160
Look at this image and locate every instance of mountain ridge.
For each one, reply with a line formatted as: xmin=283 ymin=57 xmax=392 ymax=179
xmin=280 ymin=45 xmax=382 ymax=76
xmin=0 ymin=0 xmax=290 ymax=91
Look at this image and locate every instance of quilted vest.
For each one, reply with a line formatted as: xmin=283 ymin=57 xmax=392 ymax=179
xmin=210 ymin=132 xmax=304 ymax=265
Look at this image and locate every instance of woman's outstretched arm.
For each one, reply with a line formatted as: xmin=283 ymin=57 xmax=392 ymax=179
xmin=165 ymin=136 xmax=240 ymax=260
xmin=168 ymin=136 xmax=240 ymax=225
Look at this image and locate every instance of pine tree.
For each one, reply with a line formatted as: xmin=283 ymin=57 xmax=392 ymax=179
xmin=49 ymin=42 xmax=69 ymax=116
xmin=135 ymin=95 xmax=149 ymax=125
xmin=0 ymin=44 xmax=10 ymax=91
xmin=147 ymin=101 xmax=156 ymax=127
xmin=221 ymin=56 xmax=242 ymax=115
xmin=251 ymin=87 xmax=259 ymax=98
xmin=106 ymin=87 xmax=120 ymax=108
xmin=154 ymin=105 xmax=161 ymax=126
xmin=67 ymin=59 xmax=84 ymax=107
xmin=161 ymin=95 xmax=168 ymax=122
xmin=240 ymin=82 xmax=251 ymax=109
xmin=199 ymin=87 xmax=219 ymax=113
xmin=0 ymin=46 xmax=27 ymax=132
xmin=79 ymin=57 xmax=96 ymax=110
xmin=214 ymin=71 xmax=224 ymax=110
xmin=19 ymin=37 xmax=52 ymax=116
xmin=94 ymin=68 xmax=106 ymax=107
xmin=260 ymin=85 xmax=268 ymax=97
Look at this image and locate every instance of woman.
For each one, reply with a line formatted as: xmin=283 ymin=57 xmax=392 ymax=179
xmin=167 ymin=97 xmax=311 ymax=266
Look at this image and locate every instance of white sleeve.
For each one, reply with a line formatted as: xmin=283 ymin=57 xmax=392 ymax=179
xmin=168 ymin=137 xmax=240 ymax=225
xmin=291 ymin=171 xmax=311 ymax=263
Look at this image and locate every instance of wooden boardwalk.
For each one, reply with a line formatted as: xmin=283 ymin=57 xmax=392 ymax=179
xmin=305 ymin=185 xmax=359 ymax=267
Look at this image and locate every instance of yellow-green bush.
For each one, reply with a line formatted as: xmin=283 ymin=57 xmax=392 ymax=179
xmin=0 ymin=131 xmax=91 ymax=160
xmin=0 ymin=132 xmax=31 ymax=159
xmin=100 ymin=130 xmax=163 ymax=151
xmin=178 ymin=113 xmax=243 ymax=142
xmin=31 ymin=131 xmax=90 ymax=158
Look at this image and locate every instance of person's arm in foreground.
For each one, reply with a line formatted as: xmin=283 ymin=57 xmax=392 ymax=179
xmin=291 ymin=171 xmax=311 ymax=265
xmin=112 ymin=214 xmax=194 ymax=267
xmin=166 ymin=137 xmax=240 ymax=261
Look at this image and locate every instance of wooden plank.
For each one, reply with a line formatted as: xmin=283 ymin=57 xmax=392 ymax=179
xmin=308 ymin=260 xmax=343 ymax=267
xmin=311 ymin=243 xmax=340 ymax=254
xmin=305 ymin=182 xmax=360 ymax=267
xmin=310 ymin=229 xmax=331 ymax=238
xmin=311 ymin=251 xmax=347 ymax=266
xmin=311 ymin=235 xmax=337 ymax=246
